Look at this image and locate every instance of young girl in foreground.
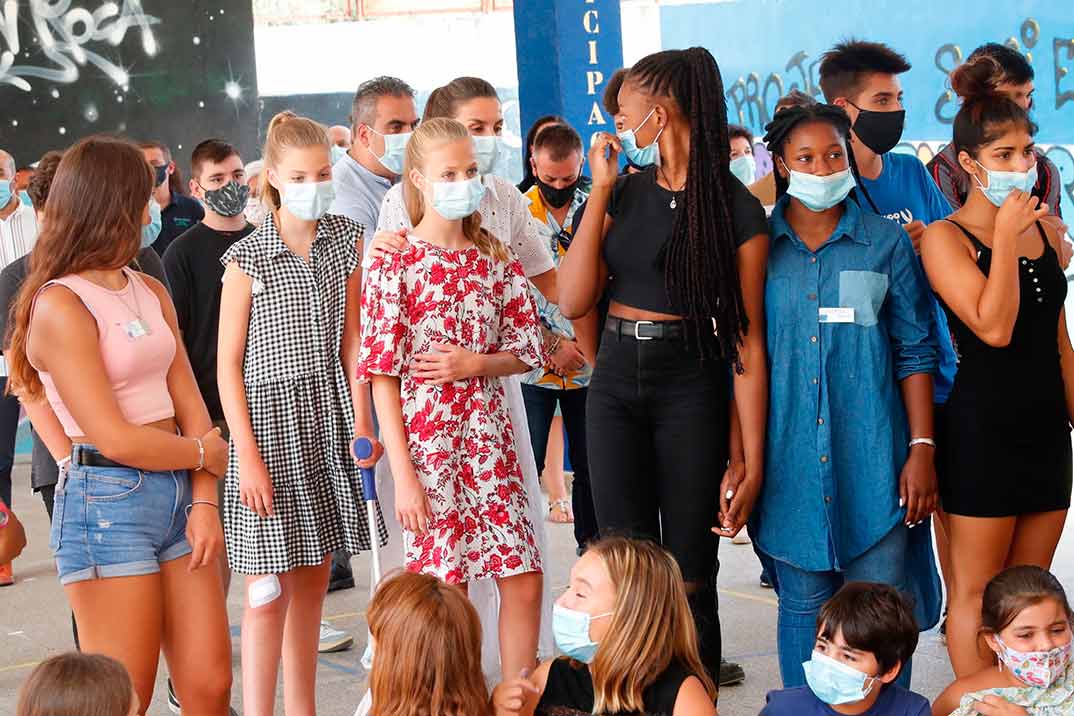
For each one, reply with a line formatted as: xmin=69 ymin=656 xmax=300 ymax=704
xmin=218 ymin=111 xmax=383 ymax=716
xmin=18 ymin=653 xmax=137 ymax=716
xmin=367 ymin=571 xmax=491 ymax=716
xmin=933 ymin=565 xmax=1073 ymax=716
xmin=493 ymin=537 xmax=717 ymax=716
xmin=358 ymin=117 xmax=545 ymax=679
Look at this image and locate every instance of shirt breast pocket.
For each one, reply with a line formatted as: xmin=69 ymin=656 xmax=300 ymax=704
xmin=838 ymin=270 xmax=888 ymax=327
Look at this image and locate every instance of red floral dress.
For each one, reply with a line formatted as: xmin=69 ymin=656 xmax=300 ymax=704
xmin=357 ymin=237 xmax=545 ymax=583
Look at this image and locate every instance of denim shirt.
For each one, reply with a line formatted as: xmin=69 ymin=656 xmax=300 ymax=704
xmin=753 ymin=197 xmax=939 ymax=572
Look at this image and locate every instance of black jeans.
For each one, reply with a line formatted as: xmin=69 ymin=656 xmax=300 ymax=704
xmin=0 ymin=378 xmax=21 ymax=507
xmin=586 ymin=328 xmax=730 ymax=677
xmin=520 ymin=384 xmax=597 ymax=549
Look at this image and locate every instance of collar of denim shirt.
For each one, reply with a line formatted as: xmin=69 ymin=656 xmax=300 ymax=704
xmin=769 ymin=194 xmax=872 ymax=251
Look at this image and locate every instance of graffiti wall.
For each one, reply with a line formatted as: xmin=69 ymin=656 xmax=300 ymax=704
xmin=661 ymin=0 xmax=1074 ymax=205
xmin=0 ymin=0 xmax=259 ymax=174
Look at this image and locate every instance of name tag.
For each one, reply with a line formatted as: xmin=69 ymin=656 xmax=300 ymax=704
xmin=819 ymin=307 xmax=855 ymax=324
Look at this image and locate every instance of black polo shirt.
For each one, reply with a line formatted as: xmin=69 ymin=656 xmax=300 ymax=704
xmin=152 ymin=192 xmax=204 ymax=256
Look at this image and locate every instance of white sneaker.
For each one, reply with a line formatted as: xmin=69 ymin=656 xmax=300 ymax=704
xmin=318 ymin=621 xmax=354 ymax=653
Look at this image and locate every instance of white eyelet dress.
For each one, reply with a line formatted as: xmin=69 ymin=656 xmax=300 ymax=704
xmin=220 ymin=213 xmax=387 ymax=575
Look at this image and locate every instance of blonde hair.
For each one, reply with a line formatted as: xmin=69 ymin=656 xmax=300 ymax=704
xmin=402 ymin=117 xmax=508 ymax=261
xmin=17 ymin=652 xmax=133 ymax=716
xmin=261 ymin=110 xmax=330 ymax=211
xmin=587 ymin=537 xmax=717 ymax=713
xmin=367 ymin=571 xmax=491 ymax=716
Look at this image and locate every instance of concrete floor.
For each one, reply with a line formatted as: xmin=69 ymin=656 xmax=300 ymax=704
xmin=2 ymin=464 xmax=1073 ymax=715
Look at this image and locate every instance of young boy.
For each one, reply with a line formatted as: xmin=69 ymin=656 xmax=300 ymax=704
xmin=762 ymin=583 xmax=930 ymax=716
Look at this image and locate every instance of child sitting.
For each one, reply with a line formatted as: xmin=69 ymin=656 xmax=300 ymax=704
xmin=367 ymin=570 xmax=491 ymax=716
xmin=492 ymin=537 xmax=717 ymax=716
xmin=761 ymin=582 xmax=929 ymax=716
xmin=17 ymin=652 xmax=137 ymax=716
xmin=932 ymin=565 xmax=1073 ymax=716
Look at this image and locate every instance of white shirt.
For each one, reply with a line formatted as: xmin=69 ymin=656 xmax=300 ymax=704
xmin=0 ymin=200 xmax=37 ymax=376
xmin=375 ymin=174 xmax=555 ymax=278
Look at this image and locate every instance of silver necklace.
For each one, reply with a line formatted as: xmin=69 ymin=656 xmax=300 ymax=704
xmin=658 ymin=166 xmax=686 ymax=209
xmin=114 ymin=273 xmax=152 ymax=339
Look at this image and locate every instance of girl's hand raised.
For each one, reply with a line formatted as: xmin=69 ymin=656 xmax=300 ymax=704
xmin=588 ymin=133 xmax=622 ymax=190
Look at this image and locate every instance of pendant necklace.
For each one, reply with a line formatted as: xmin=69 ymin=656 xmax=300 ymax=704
xmin=658 ymin=166 xmax=686 ymax=209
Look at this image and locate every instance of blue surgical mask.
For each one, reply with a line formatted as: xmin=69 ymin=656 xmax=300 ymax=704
xmin=730 ymin=154 xmax=757 ymax=186
xmin=142 ymin=200 xmax=162 ymax=249
xmin=552 ymin=604 xmax=613 ymax=664
xmin=370 ymin=128 xmax=411 ymax=176
xmin=473 ymin=135 xmax=502 ymax=175
xmin=784 ymin=163 xmax=856 ymax=212
xmin=427 ymin=176 xmax=485 ymax=220
xmin=974 ymin=161 xmax=1038 ymax=208
xmin=0 ymin=179 xmax=11 ymax=208
xmin=802 ymin=651 xmax=878 ymax=705
xmin=19 ymin=190 xmax=32 ymax=207
xmin=282 ymin=180 xmax=336 ymax=221
xmin=617 ymin=108 xmax=663 ymax=168
xmin=330 ymin=144 xmax=348 ymax=166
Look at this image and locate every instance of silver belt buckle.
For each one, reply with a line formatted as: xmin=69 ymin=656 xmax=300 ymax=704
xmin=633 ymin=320 xmax=655 ymax=341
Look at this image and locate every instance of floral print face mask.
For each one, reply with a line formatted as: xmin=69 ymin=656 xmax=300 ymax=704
xmin=995 ymin=635 xmax=1073 ymax=688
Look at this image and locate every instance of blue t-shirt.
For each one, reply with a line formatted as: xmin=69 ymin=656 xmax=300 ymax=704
xmin=761 ymin=685 xmax=931 ymax=716
xmin=860 ymin=152 xmax=957 ymax=404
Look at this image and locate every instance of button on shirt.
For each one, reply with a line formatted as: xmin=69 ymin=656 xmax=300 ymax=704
xmin=0 ymin=199 xmax=38 ymax=376
xmin=754 ymin=197 xmax=938 ymax=571
xmin=330 ymin=152 xmax=393 ymax=253
xmin=376 ymin=174 xmax=555 ymax=279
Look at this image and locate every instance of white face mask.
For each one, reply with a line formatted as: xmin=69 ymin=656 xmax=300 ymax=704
xmin=244 ymin=197 xmax=266 ymax=225
xmin=472 ymin=135 xmax=502 ymax=175
xmin=425 ymin=175 xmax=486 ymax=220
xmin=281 ymin=180 xmax=335 ymax=221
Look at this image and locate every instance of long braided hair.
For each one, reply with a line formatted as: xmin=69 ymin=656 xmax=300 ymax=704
xmin=627 ymin=48 xmax=744 ymax=365
xmin=762 ymin=104 xmax=863 ymax=205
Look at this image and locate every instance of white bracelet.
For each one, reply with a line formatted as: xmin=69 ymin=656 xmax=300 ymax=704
xmin=194 ymin=437 xmax=205 ymax=471
xmin=909 ymin=437 xmax=936 ymax=449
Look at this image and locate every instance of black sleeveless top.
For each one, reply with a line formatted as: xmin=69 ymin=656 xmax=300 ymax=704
xmin=536 ymin=658 xmax=692 ymax=716
xmin=936 ymin=219 xmax=1072 ymax=517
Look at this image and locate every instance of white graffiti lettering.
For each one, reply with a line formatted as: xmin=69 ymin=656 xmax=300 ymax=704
xmin=0 ymin=0 xmax=160 ymax=92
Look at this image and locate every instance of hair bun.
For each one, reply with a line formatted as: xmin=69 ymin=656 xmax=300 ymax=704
xmin=950 ymin=55 xmax=1005 ymax=103
xmin=267 ymin=110 xmax=299 ymax=133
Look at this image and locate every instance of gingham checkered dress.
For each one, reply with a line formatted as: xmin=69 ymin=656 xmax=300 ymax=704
xmin=220 ymin=213 xmax=386 ymax=575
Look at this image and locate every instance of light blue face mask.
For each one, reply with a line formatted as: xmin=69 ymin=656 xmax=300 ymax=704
xmin=427 ymin=175 xmax=486 ymax=220
xmin=974 ymin=161 xmax=1038 ymax=208
xmin=784 ymin=163 xmax=857 ymax=212
xmin=370 ymin=128 xmax=411 ymax=176
xmin=472 ymin=135 xmax=502 ymax=175
xmin=730 ymin=154 xmax=757 ymax=186
xmin=282 ymin=180 xmax=336 ymax=221
xmin=330 ymin=144 xmax=348 ymax=166
xmin=552 ymin=603 xmax=613 ymax=664
xmin=0 ymin=179 xmax=12 ymax=208
xmin=141 ymin=200 xmax=162 ymax=249
xmin=803 ymin=651 xmax=878 ymax=705
xmin=19 ymin=190 xmax=32 ymax=207
xmin=617 ymin=107 xmax=663 ymax=168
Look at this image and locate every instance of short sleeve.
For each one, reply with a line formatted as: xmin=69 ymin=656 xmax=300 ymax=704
xmin=326 ymin=214 xmax=364 ymax=276
xmin=731 ymin=181 xmax=769 ymax=247
xmin=357 ymin=254 xmax=409 ymax=381
xmin=219 ymin=239 xmax=263 ymax=294
xmin=505 ymin=182 xmax=555 ymax=278
xmin=497 ymin=259 xmax=545 ymax=370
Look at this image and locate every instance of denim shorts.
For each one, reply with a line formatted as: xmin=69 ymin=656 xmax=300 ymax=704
xmin=50 ymin=448 xmax=193 ymax=585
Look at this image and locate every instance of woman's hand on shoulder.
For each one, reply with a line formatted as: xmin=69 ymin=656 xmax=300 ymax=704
xmin=366 ymin=229 xmax=409 ymax=261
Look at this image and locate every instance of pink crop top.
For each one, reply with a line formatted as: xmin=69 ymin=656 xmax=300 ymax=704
xmin=29 ymin=268 xmax=177 ymax=437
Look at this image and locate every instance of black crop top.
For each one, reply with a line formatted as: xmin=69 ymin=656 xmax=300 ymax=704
xmin=603 ymin=167 xmax=768 ymax=315
xmin=536 ymin=657 xmax=692 ymax=716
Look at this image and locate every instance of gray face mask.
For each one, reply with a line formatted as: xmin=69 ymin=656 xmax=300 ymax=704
xmin=200 ymin=180 xmax=251 ymax=217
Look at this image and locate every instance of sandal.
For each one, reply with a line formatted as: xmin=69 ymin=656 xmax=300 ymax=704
xmin=547 ymin=499 xmax=574 ymax=524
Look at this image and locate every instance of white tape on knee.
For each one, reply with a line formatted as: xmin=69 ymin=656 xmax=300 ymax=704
xmin=248 ymin=574 xmax=282 ymax=608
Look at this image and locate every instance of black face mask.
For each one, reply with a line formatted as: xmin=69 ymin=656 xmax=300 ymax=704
xmin=153 ymin=164 xmax=169 ymax=187
xmin=848 ymin=103 xmax=905 ymax=156
xmin=536 ymin=177 xmax=579 ymax=209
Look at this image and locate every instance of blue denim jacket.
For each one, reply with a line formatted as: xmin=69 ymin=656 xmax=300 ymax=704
xmin=753 ymin=197 xmax=939 ymax=572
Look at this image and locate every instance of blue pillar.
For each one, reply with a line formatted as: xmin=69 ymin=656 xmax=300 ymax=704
xmin=513 ymin=0 xmax=626 ymax=150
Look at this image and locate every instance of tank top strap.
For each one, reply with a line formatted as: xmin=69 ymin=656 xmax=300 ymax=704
xmin=944 ymin=218 xmax=989 ymax=254
xmin=1033 ymin=220 xmax=1054 ymax=259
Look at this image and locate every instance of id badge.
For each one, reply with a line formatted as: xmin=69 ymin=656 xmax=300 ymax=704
xmin=818 ymin=307 xmax=855 ymax=324
xmin=125 ymin=318 xmax=152 ymax=340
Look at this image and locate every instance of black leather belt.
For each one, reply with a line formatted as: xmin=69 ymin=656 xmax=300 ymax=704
xmin=605 ymin=316 xmax=685 ymax=341
xmin=71 ymin=445 xmax=127 ymax=469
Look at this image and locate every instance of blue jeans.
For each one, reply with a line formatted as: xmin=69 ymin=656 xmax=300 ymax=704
xmin=767 ymin=524 xmax=913 ymax=689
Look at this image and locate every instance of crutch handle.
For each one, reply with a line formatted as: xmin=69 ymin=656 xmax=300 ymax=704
xmin=352 ymin=437 xmax=378 ymax=502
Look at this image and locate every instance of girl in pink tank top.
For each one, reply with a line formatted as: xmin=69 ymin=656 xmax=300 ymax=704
xmin=5 ymin=136 xmax=232 ymax=714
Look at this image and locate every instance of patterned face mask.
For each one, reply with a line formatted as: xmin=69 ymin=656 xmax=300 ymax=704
xmin=994 ymin=635 xmax=1073 ymax=688
xmin=200 ymin=180 xmax=251 ymax=218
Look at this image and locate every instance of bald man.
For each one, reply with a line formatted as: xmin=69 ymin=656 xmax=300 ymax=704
xmin=328 ymin=125 xmax=352 ymax=149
